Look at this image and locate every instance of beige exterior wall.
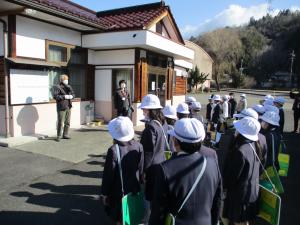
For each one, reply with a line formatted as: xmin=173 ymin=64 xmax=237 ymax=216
xmin=5 ymin=101 xmax=93 ymax=137
xmin=184 ymin=40 xmax=213 ymax=88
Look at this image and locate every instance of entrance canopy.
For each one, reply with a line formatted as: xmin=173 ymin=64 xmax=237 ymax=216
xmin=82 ymin=30 xmax=194 ymax=61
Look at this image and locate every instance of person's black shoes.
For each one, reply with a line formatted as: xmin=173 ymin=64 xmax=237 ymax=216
xmin=62 ymin=135 xmax=71 ymax=139
xmin=56 ymin=137 xmax=61 ymax=142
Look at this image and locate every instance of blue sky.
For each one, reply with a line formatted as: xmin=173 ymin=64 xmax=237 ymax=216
xmin=73 ymin=0 xmax=300 ymax=38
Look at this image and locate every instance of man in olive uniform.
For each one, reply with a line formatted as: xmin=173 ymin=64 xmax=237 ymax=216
xmin=53 ymin=74 xmax=75 ymax=142
xmin=114 ymin=80 xmax=132 ymax=117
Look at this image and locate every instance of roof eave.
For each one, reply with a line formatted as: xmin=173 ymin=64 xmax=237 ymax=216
xmin=6 ymin=0 xmax=107 ymax=30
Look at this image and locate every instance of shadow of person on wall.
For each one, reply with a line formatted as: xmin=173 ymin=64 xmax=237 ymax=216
xmin=17 ymin=97 xmax=39 ymax=136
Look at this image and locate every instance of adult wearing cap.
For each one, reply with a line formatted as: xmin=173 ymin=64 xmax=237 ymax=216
xmin=222 ymin=117 xmax=262 ymax=225
xmin=114 ymin=80 xmax=133 ymax=117
xmin=52 ymin=74 xmax=75 ymax=142
xmin=274 ymin=97 xmax=286 ymax=134
xmin=177 ymin=102 xmax=190 ymax=119
xmin=186 ymin=96 xmax=197 ymax=116
xmin=162 ymin=105 xmax=177 ymax=152
xmin=260 ymin=111 xmax=281 ymax=170
xmin=211 ymin=95 xmax=222 ymax=130
xmin=236 ymin=94 xmax=247 ymax=113
xmin=229 ymin=93 xmax=237 ymax=118
xmin=290 ymin=91 xmax=300 ymax=133
xmin=191 ymin=101 xmax=204 ymax=123
xmin=139 ymin=94 xmax=168 ymax=202
xmin=101 ymin=116 xmax=144 ymax=224
xmin=206 ymin=95 xmax=214 ymax=122
xmin=149 ymin=118 xmax=222 ymax=225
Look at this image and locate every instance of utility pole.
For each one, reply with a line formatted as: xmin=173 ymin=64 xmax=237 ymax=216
xmin=239 ymin=58 xmax=244 ymax=76
xmin=290 ymin=50 xmax=296 ymax=87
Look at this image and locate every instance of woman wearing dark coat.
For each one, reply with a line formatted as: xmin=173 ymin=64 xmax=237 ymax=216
xmin=223 ymin=117 xmax=262 ymax=225
xmin=290 ymin=91 xmax=300 ymax=133
xmin=114 ymin=80 xmax=132 ymax=117
xmin=101 ymin=117 xmax=144 ymax=224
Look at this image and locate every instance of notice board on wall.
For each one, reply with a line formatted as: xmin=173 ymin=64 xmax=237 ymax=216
xmin=10 ymin=69 xmax=49 ymax=104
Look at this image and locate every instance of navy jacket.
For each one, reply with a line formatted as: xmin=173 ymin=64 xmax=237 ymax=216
xmin=206 ymin=103 xmax=213 ymax=121
xmin=228 ymin=98 xmax=237 ymax=118
xmin=260 ymin=127 xmax=281 ymax=170
xmin=52 ymin=83 xmax=75 ymax=111
xmin=101 ymin=140 xmax=144 ymax=221
xmin=212 ymin=104 xmax=221 ymax=124
xmin=149 ymin=149 xmax=222 ymax=225
xmin=223 ymin=139 xmax=260 ymax=222
xmin=278 ymin=108 xmax=284 ymax=134
xmin=140 ymin=119 xmax=168 ymax=200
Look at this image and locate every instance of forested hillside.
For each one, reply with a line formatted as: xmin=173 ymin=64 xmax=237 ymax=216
xmin=191 ymin=10 xmax=300 ymax=88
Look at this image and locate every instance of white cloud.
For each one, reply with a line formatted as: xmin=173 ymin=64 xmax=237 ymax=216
xmin=180 ymin=3 xmax=299 ymax=38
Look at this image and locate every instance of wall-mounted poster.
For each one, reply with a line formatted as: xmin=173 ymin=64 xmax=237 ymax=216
xmin=10 ymin=69 xmax=49 ymax=105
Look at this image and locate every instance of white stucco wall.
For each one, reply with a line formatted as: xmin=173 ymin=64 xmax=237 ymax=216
xmin=95 ymin=70 xmax=112 ymax=101
xmin=82 ymin=30 xmax=194 ymax=60
xmin=11 ymin=101 xmax=92 ymax=137
xmin=16 ymin=16 xmax=81 ymax=59
xmin=92 ymin=49 xmax=135 ymax=65
xmin=172 ymin=95 xmax=185 ymax=109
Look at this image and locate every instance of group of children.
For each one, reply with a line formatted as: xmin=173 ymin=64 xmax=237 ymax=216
xmin=101 ymin=92 xmax=286 ymax=225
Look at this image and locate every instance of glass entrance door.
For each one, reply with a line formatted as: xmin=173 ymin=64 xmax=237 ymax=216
xmin=148 ymin=73 xmax=166 ymax=106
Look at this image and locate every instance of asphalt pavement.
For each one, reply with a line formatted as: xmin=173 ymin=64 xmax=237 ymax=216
xmin=0 ymin=91 xmax=299 ymax=225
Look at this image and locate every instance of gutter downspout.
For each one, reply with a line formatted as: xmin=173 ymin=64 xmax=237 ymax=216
xmin=0 ymin=19 xmax=10 ymax=138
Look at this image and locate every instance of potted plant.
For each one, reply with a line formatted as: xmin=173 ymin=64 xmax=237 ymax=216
xmin=85 ymin=103 xmax=94 ymax=124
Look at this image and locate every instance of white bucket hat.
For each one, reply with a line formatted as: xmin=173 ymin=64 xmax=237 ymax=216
xmin=233 ymin=108 xmax=258 ymax=120
xmin=191 ymin=101 xmax=202 ymax=110
xmin=138 ymin=94 xmax=162 ymax=109
xmin=177 ymin=103 xmax=190 ymax=114
xmin=163 ymin=105 xmax=177 ymax=120
xmin=260 ymin=111 xmax=280 ymax=126
xmin=240 ymin=93 xmax=246 ymax=98
xmin=168 ymin=118 xmax=205 ymax=143
xmin=108 ymin=116 xmax=135 ymax=142
xmin=264 ymin=105 xmax=279 ymax=114
xmin=252 ymin=104 xmax=265 ymax=115
xmin=264 ymin=94 xmax=274 ymax=101
xmin=234 ymin=117 xmax=261 ymax=141
xmin=213 ymin=95 xmax=221 ymax=101
xmin=274 ymin=96 xmax=286 ymax=105
xmin=263 ymin=99 xmax=274 ymax=106
xmin=185 ymin=96 xmax=196 ymax=104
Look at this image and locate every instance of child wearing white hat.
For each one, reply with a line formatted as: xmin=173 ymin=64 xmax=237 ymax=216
xmin=185 ymin=96 xmax=197 ymax=115
xmin=149 ymin=118 xmax=222 ymax=225
xmin=102 ymin=116 xmax=144 ymax=223
xmin=139 ymin=94 xmax=169 ymax=201
xmin=273 ymin=97 xmax=286 ymax=134
xmin=177 ymin=102 xmax=190 ymax=120
xmin=223 ymin=117 xmax=262 ymax=225
xmin=162 ymin=105 xmax=177 ymax=152
xmin=191 ymin=101 xmax=204 ymax=123
xmin=259 ymin=111 xmax=281 ymax=170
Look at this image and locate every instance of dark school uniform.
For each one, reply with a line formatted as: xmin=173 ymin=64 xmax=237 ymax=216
xmin=140 ymin=119 xmax=168 ymax=200
xmin=149 ymin=150 xmax=222 ymax=225
xmin=101 ymin=140 xmax=144 ymax=222
xmin=223 ymin=139 xmax=260 ymax=223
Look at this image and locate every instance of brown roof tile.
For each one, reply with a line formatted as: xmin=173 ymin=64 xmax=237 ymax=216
xmin=96 ymin=2 xmax=167 ymax=31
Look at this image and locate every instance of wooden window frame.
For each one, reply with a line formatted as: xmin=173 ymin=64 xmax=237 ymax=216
xmin=45 ymin=40 xmax=75 ymax=67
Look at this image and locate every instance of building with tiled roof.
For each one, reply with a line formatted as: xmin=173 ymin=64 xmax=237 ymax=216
xmin=0 ymin=0 xmax=194 ymax=137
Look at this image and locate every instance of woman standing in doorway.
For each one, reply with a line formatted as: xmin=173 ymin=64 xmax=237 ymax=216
xmin=114 ymin=80 xmax=133 ymax=117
